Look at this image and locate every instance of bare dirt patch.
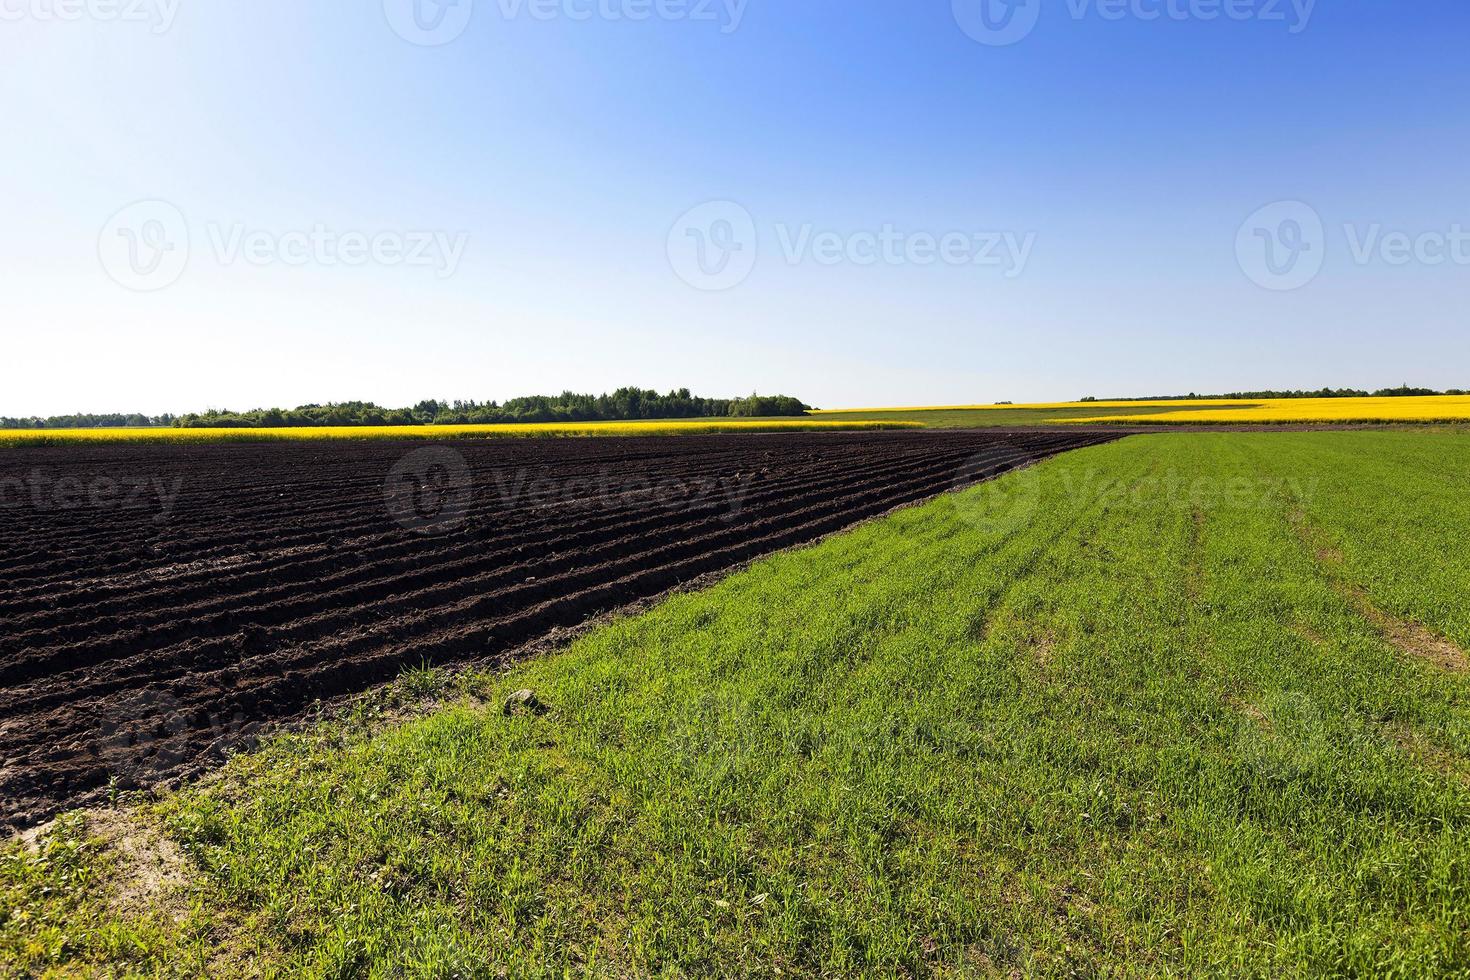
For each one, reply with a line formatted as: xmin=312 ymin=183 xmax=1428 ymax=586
xmin=10 ymin=808 xmax=193 ymax=921
xmin=84 ymin=810 xmax=193 ymax=920
xmin=1360 ymin=605 xmax=1470 ymax=673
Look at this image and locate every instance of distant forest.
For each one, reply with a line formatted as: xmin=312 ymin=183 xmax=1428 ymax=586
xmin=0 ymin=389 xmax=812 ymax=430
xmin=170 ymin=390 xmax=811 ymax=428
xmin=1083 ymin=386 xmax=1465 ymax=402
xmin=0 ymin=412 xmax=178 ymax=430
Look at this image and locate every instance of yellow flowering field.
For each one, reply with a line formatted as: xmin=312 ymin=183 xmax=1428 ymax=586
xmin=1064 ymin=395 xmax=1470 ymax=425
xmin=814 ymin=396 xmax=1470 ymax=426
xmin=0 ymin=418 xmax=918 ymax=447
xmin=811 ymin=399 xmax=1253 ymax=413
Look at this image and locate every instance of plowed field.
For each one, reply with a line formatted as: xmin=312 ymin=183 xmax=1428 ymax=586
xmin=0 ymin=430 xmax=1119 ymax=829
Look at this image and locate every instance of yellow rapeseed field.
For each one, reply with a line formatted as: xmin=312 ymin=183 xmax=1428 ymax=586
xmin=811 ymin=399 xmax=1253 ymax=413
xmin=1064 ymin=395 xmax=1470 ymax=425
xmin=0 ymin=418 xmax=919 ymax=447
xmin=816 ymin=396 xmax=1470 ymax=425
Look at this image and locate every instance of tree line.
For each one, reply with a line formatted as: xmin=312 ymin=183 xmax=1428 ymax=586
xmin=0 ymin=412 xmax=177 ymax=430
xmin=1081 ymin=385 xmax=1465 ymax=402
xmin=170 ymin=389 xmax=812 ymax=428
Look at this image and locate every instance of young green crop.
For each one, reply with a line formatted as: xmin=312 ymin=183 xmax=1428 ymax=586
xmin=5 ymin=431 xmax=1469 ymax=976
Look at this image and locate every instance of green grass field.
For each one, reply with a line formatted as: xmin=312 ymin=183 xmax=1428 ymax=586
xmin=5 ymin=431 xmax=1470 ymax=977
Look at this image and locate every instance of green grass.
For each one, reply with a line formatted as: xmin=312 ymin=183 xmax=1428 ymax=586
xmin=5 ymin=431 xmax=1470 ymax=977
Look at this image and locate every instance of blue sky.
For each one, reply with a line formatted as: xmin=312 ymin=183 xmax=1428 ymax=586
xmin=2 ymin=0 xmax=1467 ymax=415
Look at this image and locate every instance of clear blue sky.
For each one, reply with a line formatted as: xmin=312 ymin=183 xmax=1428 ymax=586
xmin=2 ymin=0 xmax=1467 ymax=416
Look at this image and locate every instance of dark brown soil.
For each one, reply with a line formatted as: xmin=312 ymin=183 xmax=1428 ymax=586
xmin=0 ymin=430 xmax=1119 ymax=830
